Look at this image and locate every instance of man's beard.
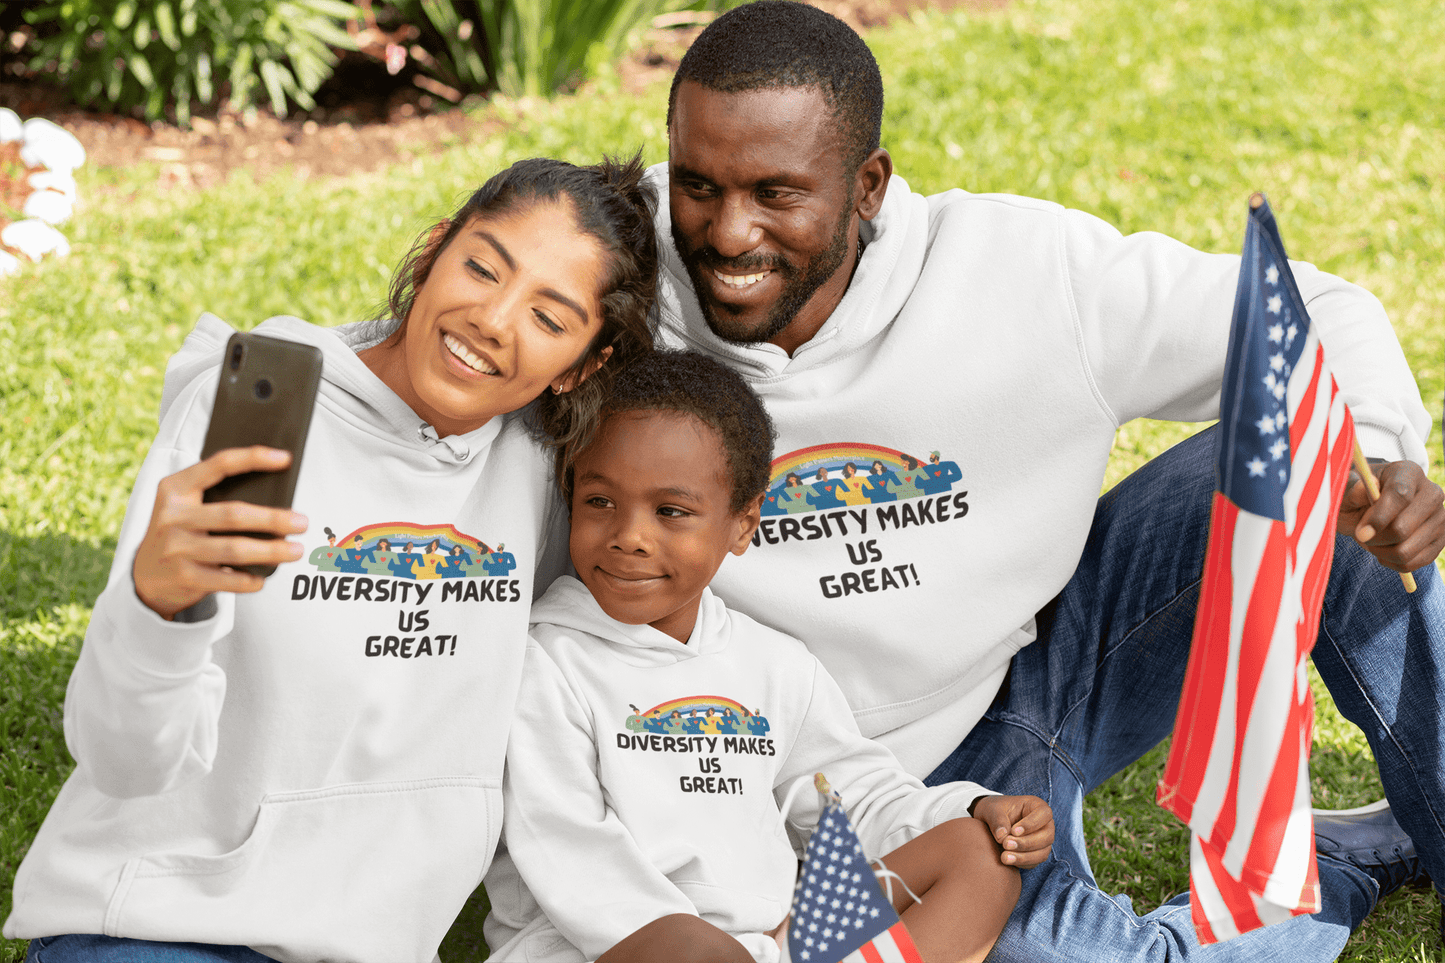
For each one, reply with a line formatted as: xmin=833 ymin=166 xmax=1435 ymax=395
xmin=671 ymin=208 xmax=851 ymax=346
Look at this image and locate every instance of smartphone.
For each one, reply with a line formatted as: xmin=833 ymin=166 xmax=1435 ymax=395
xmin=200 ymin=332 xmax=324 ymax=577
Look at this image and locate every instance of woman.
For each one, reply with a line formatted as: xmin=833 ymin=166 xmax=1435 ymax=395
xmin=5 ymin=156 xmax=657 ymax=963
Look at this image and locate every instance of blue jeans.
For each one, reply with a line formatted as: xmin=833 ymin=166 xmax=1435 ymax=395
xmin=26 ymin=936 xmax=276 ymax=962
xmin=926 ymin=425 xmax=1444 ymax=961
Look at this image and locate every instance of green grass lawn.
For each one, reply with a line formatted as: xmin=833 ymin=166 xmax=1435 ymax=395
xmin=3 ymin=0 xmax=1442 ymax=959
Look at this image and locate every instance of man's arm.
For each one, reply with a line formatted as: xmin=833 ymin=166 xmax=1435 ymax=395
xmin=1061 ymin=207 xmax=1439 ymax=567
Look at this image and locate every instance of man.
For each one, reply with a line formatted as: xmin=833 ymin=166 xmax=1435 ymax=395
xmin=646 ymin=2 xmax=1445 ymax=959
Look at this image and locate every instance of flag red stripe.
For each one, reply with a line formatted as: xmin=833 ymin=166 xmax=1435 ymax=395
xmin=1238 ymin=689 xmax=1306 ymax=892
xmin=1209 ymin=518 xmax=1286 ymax=851
xmin=1158 ymin=494 xmax=1238 ymax=820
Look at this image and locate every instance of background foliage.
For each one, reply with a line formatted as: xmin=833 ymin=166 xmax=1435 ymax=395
xmin=19 ymin=0 xmax=361 ymax=122
xmin=2 ymin=0 xmax=1442 ymax=959
xmin=11 ymin=0 xmax=735 ymax=121
xmin=392 ymin=0 xmax=734 ymax=98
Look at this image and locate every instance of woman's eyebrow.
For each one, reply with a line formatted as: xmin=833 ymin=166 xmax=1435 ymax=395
xmin=473 ymin=230 xmax=516 ymax=271
xmin=473 ymin=229 xmax=590 ymax=324
xmin=540 ymin=287 xmax=590 ymax=324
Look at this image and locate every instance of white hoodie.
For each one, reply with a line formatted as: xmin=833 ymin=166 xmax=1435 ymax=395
xmin=4 ymin=313 xmax=569 ymax=962
xmin=483 ymin=576 xmax=992 ymax=963
xmin=646 ymin=165 xmax=1432 ymax=778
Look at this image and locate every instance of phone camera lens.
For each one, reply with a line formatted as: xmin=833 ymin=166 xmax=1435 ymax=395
xmin=229 ymin=344 xmax=245 ymax=371
xmin=254 ymin=378 xmax=273 ymax=400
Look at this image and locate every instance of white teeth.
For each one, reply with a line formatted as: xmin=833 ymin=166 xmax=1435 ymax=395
xmin=714 ymin=269 xmax=770 ymax=288
xmin=443 ymin=334 xmax=499 ymax=375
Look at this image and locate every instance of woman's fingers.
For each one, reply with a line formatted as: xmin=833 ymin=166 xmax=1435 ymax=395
xmin=134 ymin=447 xmax=308 ymax=619
xmin=177 ymin=445 xmax=293 ymax=493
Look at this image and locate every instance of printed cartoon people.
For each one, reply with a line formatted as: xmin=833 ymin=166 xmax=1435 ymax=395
xmin=411 ymin=539 xmax=446 ymax=579
xmin=482 ymin=542 xmax=518 ymax=576
xmin=778 ymin=472 xmax=812 ymax=514
xmin=618 ymin=701 xmax=772 ymax=736
xmin=308 ymin=543 xmax=342 ymax=571
xmin=894 ymin=455 xmax=929 ymax=500
xmin=437 ymin=543 xmax=472 ymax=578
xmin=758 ymin=450 xmax=962 ymax=514
xmin=387 ymin=541 xmax=421 ymax=579
xmin=862 ymin=459 xmax=898 ymax=503
xmin=836 ymin=462 xmax=869 ymax=506
xmin=806 ymin=467 xmax=849 ymax=510
xmin=918 ymin=450 xmax=963 ymax=496
xmin=308 ymin=527 xmax=512 ymax=580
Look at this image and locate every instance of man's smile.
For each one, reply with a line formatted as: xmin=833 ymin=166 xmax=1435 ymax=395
xmin=713 ymin=269 xmax=773 ymax=289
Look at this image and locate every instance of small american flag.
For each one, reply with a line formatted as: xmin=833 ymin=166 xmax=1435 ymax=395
xmin=1157 ymin=194 xmax=1355 ymax=942
xmin=788 ymin=775 xmax=923 ymax=963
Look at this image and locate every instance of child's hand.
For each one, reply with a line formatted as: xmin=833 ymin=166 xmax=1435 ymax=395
xmin=971 ymin=794 xmax=1055 ymax=868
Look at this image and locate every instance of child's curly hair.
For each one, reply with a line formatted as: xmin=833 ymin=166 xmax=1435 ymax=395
xmin=558 ymin=350 xmax=776 ymax=515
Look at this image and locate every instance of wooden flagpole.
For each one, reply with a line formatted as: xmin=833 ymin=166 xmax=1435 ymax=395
xmin=1350 ymin=439 xmax=1418 ymax=593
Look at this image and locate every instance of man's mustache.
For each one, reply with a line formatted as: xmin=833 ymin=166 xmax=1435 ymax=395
xmin=682 ymin=245 xmax=790 ymax=276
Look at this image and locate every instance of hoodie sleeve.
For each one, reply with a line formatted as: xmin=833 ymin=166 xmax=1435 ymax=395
xmin=775 ymin=656 xmax=994 ymax=861
xmin=63 ymin=362 xmax=233 ymax=799
xmin=1060 ymin=207 xmax=1430 ymax=466
xmin=501 ymin=641 xmax=700 ymax=959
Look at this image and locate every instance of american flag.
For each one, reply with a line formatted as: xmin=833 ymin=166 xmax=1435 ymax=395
xmin=1156 ymin=194 xmax=1355 ymax=942
xmin=788 ymin=775 xmax=923 ymax=963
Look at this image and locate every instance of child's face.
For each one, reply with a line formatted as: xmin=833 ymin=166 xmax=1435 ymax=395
xmin=570 ymin=410 xmax=760 ymax=643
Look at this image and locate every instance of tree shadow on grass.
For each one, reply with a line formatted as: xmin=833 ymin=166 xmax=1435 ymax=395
xmin=0 ymin=530 xmax=116 ymax=625
xmin=0 ymin=530 xmax=112 ymax=962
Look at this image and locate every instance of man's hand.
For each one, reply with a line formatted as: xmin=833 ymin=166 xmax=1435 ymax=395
xmin=971 ymin=794 xmax=1055 ymax=868
xmin=1336 ymin=459 xmax=1445 ymax=573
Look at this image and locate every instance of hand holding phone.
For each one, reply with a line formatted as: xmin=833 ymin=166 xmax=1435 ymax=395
xmin=133 ymin=333 xmax=322 ymax=620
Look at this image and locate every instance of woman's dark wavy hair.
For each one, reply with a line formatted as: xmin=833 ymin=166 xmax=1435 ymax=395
xmin=380 ymin=152 xmax=658 ymax=452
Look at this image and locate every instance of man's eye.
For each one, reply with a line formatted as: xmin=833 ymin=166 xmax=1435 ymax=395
xmin=658 ymin=506 xmax=690 ymax=518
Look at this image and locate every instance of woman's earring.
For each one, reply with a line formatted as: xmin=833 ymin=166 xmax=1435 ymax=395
xmin=551 ymin=384 xmax=563 ymax=394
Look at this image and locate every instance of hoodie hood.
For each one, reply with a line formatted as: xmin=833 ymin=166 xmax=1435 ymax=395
xmin=160 ymin=312 xmax=501 ymax=466
xmin=647 ymin=163 xmax=931 ymax=382
xmin=530 ymin=575 xmax=730 ymax=665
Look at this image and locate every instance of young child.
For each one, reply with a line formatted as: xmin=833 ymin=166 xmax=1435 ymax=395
xmin=484 ymin=351 xmax=1055 ymax=963
xmin=5 ymin=155 xmax=658 ymax=962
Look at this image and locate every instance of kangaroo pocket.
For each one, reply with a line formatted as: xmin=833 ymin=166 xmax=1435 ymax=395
xmin=105 ymin=776 xmax=500 ymax=963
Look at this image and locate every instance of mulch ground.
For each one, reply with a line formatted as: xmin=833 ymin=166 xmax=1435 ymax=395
xmin=0 ymin=0 xmax=998 ymax=195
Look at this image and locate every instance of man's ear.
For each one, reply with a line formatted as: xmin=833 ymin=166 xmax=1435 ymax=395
xmin=551 ymin=344 xmax=614 ymax=394
xmin=730 ymin=494 xmax=764 ymax=556
xmin=855 ymin=148 xmax=893 ymax=222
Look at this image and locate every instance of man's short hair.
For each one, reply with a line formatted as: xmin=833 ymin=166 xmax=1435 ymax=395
xmin=667 ymin=1 xmax=884 ymax=176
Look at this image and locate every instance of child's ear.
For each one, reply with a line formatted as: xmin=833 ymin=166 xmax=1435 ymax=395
xmin=729 ymin=494 xmax=764 ymax=556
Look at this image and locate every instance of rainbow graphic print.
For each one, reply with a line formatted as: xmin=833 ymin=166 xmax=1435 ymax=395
xmin=762 ymin=442 xmax=962 ymax=516
xmin=306 ymin=521 xmax=516 ymax=580
xmin=625 ymin=695 xmax=771 ymax=737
